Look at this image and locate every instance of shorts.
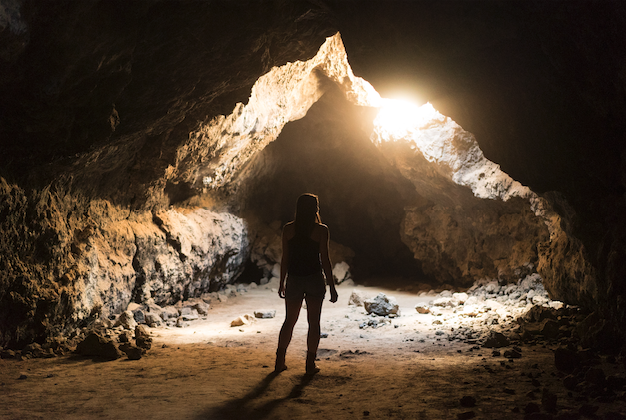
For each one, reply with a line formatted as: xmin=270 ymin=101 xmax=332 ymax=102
xmin=285 ymin=272 xmax=326 ymax=301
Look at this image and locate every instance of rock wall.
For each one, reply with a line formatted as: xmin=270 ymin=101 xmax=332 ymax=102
xmin=0 ymin=178 xmax=248 ymax=347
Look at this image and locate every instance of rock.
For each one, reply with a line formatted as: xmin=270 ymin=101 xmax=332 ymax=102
xmin=175 ymin=317 xmax=188 ymax=328
xmin=348 ymin=290 xmax=366 ymax=306
xmin=1 ymin=349 xmax=16 ymax=359
xmin=161 ymin=306 xmax=179 ymax=320
xmin=144 ymin=312 xmax=162 ymax=327
xmin=180 ymin=307 xmax=199 ymax=321
xmin=119 ymin=343 xmax=143 ymax=360
xmin=333 ymin=261 xmax=351 ymax=284
xmin=457 ymin=411 xmax=476 ymax=420
xmin=460 ymin=396 xmax=476 ymax=407
xmin=192 ymin=301 xmax=210 ymax=315
xmin=118 ymin=330 xmax=132 ymax=343
xmin=231 ymin=314 xmax=255 ymax=327
xmin=76 ymin=332 xmax=122 ymax=360
xmin=483 ymin=332 xmax=510 ymax=348
xmin=135 ymin=325 xmax=152 ymax=350
xmin=524 ymin=305 xmax=557 ymax=323
xmin=115 ymin=311 xmax=137 ymax=330
xmin=127 ymin=302 xmax=141 ymax=312
xmin=415 ymin=304 xmax=430 ymax=314
xmin=554 ymin=347 xmax=580 ymax=372
xmin=254 ymin=310 xmax=276 ymax=319
xmin=504 ymin=349 xmax=522 ymax=359
xmin=364 ymin=293 xmax=399 ymax=316
xmin=452 ymin=292 xmax=469 ymax=304
xmin=432 ymin=297 xmax=459 ymax=307
xmin=132 ymin=309 xmax=146 ymax=324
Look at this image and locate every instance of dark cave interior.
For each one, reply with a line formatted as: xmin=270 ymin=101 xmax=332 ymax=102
xmin=0 ymin=0 xmax=625 ymax=361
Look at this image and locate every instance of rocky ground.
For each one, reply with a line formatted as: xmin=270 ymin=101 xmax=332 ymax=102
xmin=2 ymin=277 xmax=626 ymax=420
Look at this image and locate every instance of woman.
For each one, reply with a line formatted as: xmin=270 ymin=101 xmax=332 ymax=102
xmin=275 ymin=193 xmax=338 ymax=374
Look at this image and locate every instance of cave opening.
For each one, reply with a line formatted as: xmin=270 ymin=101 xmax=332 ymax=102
xmin=236 ymin=82 xmax=428 ymax=283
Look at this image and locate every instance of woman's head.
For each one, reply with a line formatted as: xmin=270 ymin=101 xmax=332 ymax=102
xmin=294 ymin=193 xmax=320 ymax=234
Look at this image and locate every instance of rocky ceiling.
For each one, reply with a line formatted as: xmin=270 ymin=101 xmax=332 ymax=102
xmin=0 ymin=1 xmax=625 ymax=347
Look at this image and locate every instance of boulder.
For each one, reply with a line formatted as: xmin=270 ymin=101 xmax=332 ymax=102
xmin=132 ymin=309 xmax=146 ymax=324
xmin=180 ymin=307 xmax=199 ymax=321
xmin=160 ymin=306 xmax=179 ymax=320
xmin=119 ymin=343 xmax=143 ymax=360
xmin=115 ymin=311 xmax=137 ymax=330
xmin=415 ymin=304 xmax=430 ymax=314
xmin=254 ymin=310 xmax=276 ymax=319
xmin=144 ymin=312 xmax=162 ymax=327
xmin=482 ymin=332 xmax=510 ymax=348
xmin=135 ymin=325 xmax=152 ymax=350
xmin=364 ymin=293 xmax=399 ymax=316
xmin=76 ymin=332 xmax=122 ymax=360
xmin=230 ymin=314 xmax=255 ymax=327
xmin=348 ymin=290 xmax=366 ymax=307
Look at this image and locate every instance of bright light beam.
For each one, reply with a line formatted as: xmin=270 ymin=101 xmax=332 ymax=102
xmin=372 ymin=99 xmax=441 ymax=143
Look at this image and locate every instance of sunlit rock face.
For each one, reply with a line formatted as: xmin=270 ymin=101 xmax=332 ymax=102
xmin=0 ymin=178 xmax=248 ymax=346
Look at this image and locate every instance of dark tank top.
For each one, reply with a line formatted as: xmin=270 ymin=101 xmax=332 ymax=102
xmin=288 ymin=233 xmax=322 ymax=276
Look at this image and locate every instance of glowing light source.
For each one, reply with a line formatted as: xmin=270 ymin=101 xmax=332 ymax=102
xmin=372 ymin=100 xmax=441 ymax=143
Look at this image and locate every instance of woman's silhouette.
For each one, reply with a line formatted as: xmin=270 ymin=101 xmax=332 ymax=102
xmin=275 ymin=193 xmax=338 ymax=374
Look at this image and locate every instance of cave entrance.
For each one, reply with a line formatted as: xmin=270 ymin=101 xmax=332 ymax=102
xmin=237 ymin=83 xmax=428 ymax=284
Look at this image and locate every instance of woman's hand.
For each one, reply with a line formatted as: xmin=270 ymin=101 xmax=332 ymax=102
xmin=278 ymin=282 xmax=286 ymax=299
xmin=329 ymin=287 xmax=338 ymax=303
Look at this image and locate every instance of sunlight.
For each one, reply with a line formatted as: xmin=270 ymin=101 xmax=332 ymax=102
xmin=372 ymin=99 xmax=442 ymax=143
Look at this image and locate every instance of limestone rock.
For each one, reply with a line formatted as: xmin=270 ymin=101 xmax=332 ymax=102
xmin=254 ymin=310 xmax=276 ymax=319
xmin=144 ymin=313 xmax=162 ymax=327
xmin=180 ymin=307 xmax=199 ymax=321
xmin=76 ymin=332 xmax=122 ymax=360
xmin=134 ymin=326 xmax=152 ymax=350
xmin=115 ymin=311 xmax=137 ymax=330
xmin=161 ymin=306 xmax=179 ymax=320
xmin=230 ymin=314 xmax=255 ymax=327
xmin=415 ymin=304 xmax=430 ymax=314
xmin=348 ymin=290 xmax=366 ymax=307
xmin=363 ymin=293 xmax=399 ymax=316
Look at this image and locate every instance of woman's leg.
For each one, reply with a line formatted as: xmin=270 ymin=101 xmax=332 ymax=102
xmin=304 ymin=295 xmax=324 ymax=373
xmin=275 ymin=298 xmax=303 ymax=371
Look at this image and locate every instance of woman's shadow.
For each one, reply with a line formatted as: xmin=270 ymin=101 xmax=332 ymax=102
xmin=196 ymin=371 xmax=316 ymax=420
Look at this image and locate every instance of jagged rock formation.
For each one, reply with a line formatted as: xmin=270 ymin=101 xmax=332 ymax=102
xmin=0 ymin=1 xmax=624 ymax=348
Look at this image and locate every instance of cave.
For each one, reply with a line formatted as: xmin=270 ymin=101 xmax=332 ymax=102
xmin=1 ymin=1 xmax=625 ymax=418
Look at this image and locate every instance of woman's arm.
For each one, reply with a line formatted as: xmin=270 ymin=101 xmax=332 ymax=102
xmin=278 ymin=224 xmax=290 ymax=299
xmin=319 ymin=225 xmax=338 ymax=303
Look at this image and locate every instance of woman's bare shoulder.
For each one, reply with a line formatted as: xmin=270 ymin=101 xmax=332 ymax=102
xmin=283 ymin=221 xmax=295 ymax=236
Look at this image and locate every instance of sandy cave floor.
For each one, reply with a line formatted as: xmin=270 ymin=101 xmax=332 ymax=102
xmin=2 ymin=282 xmax=626 ymax=420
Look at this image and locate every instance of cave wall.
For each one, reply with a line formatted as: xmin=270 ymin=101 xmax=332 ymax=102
xmin=332 ymin=1 xmax=626 ymax=313
xmin=1 ymin=1 xmax=625 ymax=345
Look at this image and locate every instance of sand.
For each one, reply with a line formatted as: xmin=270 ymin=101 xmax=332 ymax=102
xmin=1 ymin=282 xmax=625 ymax=419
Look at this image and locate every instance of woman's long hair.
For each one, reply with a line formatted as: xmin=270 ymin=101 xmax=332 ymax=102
xmin=294 ymin=193 xmax=321 ymax=236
